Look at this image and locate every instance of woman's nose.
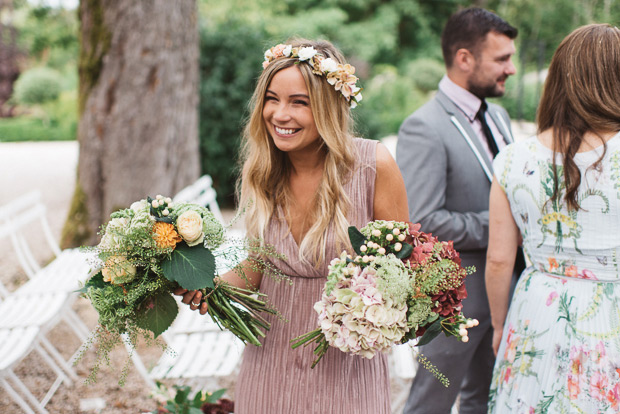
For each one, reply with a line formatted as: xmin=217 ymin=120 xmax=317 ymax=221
xmin=273 ymin=103 xmax=291 ymax=122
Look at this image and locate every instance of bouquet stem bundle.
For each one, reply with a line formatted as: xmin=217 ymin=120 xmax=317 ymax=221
xmin=290 ymin=328 xmax=329 ymax=369
xmin=204 ymin=283 xmax=277 ymax=346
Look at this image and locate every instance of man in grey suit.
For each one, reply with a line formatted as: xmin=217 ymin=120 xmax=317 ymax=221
xmin=397 ymin=8 xmax=524 ymax=414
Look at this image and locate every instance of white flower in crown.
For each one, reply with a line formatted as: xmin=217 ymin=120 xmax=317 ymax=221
xmin=297 ymin=46 xmax=318 ymax=61
xmin=320 ymin=57 xmax=339 ymax=74
xmin=262 ymin=44 xmax=363 ymax=108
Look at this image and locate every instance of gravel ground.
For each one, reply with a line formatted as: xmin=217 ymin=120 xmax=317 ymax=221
xmin=0 ymin=124 xmax=536 ymax=413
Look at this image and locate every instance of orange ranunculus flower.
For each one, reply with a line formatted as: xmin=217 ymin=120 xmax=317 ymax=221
xmin=153 ymin=221 xmax=182 ymax=248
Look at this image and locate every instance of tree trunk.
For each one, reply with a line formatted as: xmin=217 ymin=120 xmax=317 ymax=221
xmin=0 ymin=1 xmax=19 ymax=117
xmin=62 ymin=0 xmax=200 ymax=247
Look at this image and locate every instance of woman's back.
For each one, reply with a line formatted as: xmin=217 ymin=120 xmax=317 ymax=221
xmin=489 ymin=132 xmax=620 ymax=413
xmin=496 ymin=133 xmax=620 ymax=282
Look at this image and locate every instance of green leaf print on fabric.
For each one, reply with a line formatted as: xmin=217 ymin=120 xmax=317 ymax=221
xmin=535 ymin=161 xmax=609 ymax=254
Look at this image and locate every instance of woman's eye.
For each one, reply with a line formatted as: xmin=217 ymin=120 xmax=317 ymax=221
xmin=294 ymin=100 xmax=309 ymax=106
xmin=265 ymin=96 xmax=276 ymax=102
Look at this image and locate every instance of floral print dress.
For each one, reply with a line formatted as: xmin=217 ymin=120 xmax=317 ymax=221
xmin=489 ymin=133 xmax=620 ymax=413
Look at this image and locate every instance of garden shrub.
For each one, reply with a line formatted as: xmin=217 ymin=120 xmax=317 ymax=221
xmin=355 ymin=65 xmax=428 ymax=140
xmin=13 ymin=67 xmax=62 ymax=105
xmin=404 ymin=58 xmax=444 ymax=93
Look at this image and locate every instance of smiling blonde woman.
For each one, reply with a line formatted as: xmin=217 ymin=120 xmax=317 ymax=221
xmin=177 ymin=38 xmax=409 ymax=413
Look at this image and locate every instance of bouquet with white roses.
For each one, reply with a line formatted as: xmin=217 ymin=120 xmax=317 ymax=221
xmin=80 ymin=196 xmax=281 ymax=383
xmin=291 ymin=220 xmax=477 ymax=373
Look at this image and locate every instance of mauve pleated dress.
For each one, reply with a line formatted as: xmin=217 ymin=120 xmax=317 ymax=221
xmin=235 ymin=138 xmax=391 ymax=414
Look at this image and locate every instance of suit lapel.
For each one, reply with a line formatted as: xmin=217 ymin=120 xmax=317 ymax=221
xmin=436 ymin=91 xmax=493 ymax=182
xmin=487 ymin=107 xmax=514 ymax=144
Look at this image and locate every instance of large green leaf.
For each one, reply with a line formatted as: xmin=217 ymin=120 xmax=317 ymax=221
xmin=393 ymin=243 xmax=413 ymax=259
xmin=135 ymin=291 xmax=178 ymax=338
xmin=162 ymin=243 xmax=216 ymax=290
xmin=416 ymin=317 xmax=444 ymax=346
xmin=348 ymin=226 xmax=366 ymax=256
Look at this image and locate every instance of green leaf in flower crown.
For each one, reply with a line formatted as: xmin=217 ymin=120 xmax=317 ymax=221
xmin=393 ymin=242 xmax=413 ymax=259
xmin=417 ymin=317 xmax=444 ymax=346
xmin=348 ymin=226 xmax=366 ymax=256
xmin=135 ymin=291 xmax=178 ymax=338
xmin=162 ymin=243 xmax=216 ymax=290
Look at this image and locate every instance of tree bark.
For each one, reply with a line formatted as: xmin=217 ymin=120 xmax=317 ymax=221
xmin=63 ymin=0 xmax=200 ymax=247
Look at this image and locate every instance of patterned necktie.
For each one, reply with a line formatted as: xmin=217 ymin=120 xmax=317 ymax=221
xmin=476 ymin=100 xmax=499 ymax=157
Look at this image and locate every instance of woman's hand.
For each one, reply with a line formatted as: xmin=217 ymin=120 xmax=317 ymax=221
xmin=173 ymin=287 xmax=208 ymax=315
xmin=492 ymin=327 xmax=503 ymax=356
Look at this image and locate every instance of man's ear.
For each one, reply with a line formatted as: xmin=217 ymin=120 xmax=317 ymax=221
xmin=453 ymin=48 xmax=474 ymax=73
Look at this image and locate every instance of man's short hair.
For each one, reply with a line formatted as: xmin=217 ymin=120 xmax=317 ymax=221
xmin=441 ymin=7 xmax=518 ymax=68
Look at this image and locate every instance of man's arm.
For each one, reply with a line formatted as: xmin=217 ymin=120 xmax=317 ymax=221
xmin=396 ymin=112 xmax=489 ymax=251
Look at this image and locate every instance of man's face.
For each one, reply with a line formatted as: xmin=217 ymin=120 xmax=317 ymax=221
xmin=467 ymin=31 xmax=516 ymax=99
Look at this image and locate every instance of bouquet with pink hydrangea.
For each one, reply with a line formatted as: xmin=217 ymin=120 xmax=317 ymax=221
xmin=291 ymin=220 xmax=477 ymax=370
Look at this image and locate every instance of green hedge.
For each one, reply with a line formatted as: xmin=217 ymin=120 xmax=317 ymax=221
xmin=0 ymin=116 xmax=75 ymax=142
xmin=198 ymin=20 xmax=269 ymax=207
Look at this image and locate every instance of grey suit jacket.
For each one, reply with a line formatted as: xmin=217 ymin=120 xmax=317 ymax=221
xmin=396 ymin=90 xmax=514 ymax=319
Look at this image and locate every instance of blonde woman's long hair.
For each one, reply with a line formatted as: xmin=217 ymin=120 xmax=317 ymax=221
xmin=238 ymin=38 xmax=356 ymax=266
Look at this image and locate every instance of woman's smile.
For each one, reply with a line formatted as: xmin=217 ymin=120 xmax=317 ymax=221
xmin=273 ymin=125 xmax=302 ymax=137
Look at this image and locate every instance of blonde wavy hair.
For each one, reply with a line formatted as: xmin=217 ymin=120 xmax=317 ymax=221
xmin=238 ymin=38 xmax=356 ymax=266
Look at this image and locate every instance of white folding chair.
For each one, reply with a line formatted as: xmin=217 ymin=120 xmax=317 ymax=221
xmin=0 ymin=326 xmax=74 ymax=414
xmin=125 ymin=297 xmax=244 ymax=391
xmin=0 ymin=190 xmax=94 ymax=296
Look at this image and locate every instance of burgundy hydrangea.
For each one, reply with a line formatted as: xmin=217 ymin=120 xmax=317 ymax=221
xmin=401 ymin=222 xmax=470 ymax=337
xmin=431 ymin=282 xmax=468 ymax=320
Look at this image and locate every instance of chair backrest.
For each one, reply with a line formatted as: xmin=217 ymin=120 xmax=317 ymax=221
xmin=173 ymin=175 xmax=225 ymax=224
xmin=0 ymin=190 xmax=62 ymax=281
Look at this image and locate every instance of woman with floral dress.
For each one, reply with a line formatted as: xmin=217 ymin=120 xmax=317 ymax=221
xmin=486 ymin=24 xmax=620 ymax=413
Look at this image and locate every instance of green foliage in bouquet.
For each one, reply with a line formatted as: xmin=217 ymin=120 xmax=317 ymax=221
xmin=78 ymin=196 xmax=284 ymax=384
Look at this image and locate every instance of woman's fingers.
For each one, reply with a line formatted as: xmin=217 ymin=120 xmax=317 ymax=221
xmin=188 ymin=291 xmax=204 ymax=310
xmin=173 ymin=288 xmax=207 ymax=313
xmin=173 ymin=287 xmax=188 ymax=296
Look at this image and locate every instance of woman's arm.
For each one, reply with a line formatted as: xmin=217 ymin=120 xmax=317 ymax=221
xmin=175 ymin=259 xmax=263 ymax=314
xmin=485 ymin=177 xmax=519 ymax=355
xmin=373 ymin=142 xmax=410 ymax=222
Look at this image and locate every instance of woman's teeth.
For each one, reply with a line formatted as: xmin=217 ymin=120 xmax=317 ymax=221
xmin=275 ymin=126 xmax=296 ymax=135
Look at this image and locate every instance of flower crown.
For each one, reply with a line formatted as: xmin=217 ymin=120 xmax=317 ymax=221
xmin=262 ymin=44 xmax=363 ymax=108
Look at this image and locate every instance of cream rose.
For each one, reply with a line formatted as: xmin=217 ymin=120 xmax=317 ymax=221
xmin=176 ymin=210 xmax=204 ymax=246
